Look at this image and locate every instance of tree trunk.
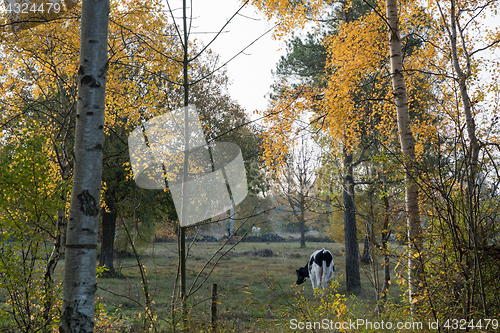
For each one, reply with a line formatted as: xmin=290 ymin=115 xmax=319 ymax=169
xmin=300 ymin=194 xmax=306 ymax=248
xmin=99 ymin=210 xmax=116 ymax=276
xmin=179 ymin=0 xmax=190 ymax=320
xmin=60 ymin=0 xmax=109 ymax=330
xmin=385 ymin=0 xmax=423 ymax=307
xmin=361 ymin=182 xmax=375 ymax=264
xmin=361 ymin=236 xmax=371 ymax=264
xmin=380 ymin=178 xmax=391 ymax=302
xmin=343 ymin=150 xmax=361 ymax=292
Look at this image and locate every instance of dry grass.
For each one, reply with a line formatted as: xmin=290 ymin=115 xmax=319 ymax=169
xmin=54 ymin=241 xmax=396 ymax=332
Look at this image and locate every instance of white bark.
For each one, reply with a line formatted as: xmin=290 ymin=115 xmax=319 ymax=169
xmin=60 ymin=0 xmax=109 ymax=330
xmin=385 ymin=0 xmax=423 ymax=306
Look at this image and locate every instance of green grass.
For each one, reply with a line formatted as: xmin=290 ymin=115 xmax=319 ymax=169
xmin=63 ymin=240 xmax=402 ymax=332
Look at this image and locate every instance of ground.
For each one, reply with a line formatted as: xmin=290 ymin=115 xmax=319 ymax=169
xmin=53 ymin=240 xmax=399 ymax=332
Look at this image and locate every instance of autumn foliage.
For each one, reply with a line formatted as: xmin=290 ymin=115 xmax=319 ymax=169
xmin=0 ymin=0 xmax=499 ymax=330
xmin=257 ymin=0 xmax=500 ymax=322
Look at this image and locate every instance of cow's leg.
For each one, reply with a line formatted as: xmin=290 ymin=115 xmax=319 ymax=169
xmin=309 ymin=264 xmax=318 ymax=290
xmin=310 ymin=271 xmax=317 ymax=289
xmin=316 ymin=267 xmax=322 ymax=290
xmin=324 ymin=265 xmax=334 ymax=291
xmin=322 ymin=261 xmax=329 ymax=289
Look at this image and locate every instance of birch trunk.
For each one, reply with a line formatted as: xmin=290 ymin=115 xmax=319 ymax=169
xmin=60 ymin=0 xmax=109 ymax=330
xmin=385 ymin=0 xmax=423 ymax=306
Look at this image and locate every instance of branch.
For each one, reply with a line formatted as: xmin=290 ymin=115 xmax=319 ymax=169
xmin=187 ymin=207 xmax=274 ymax=297
xmin=189 ymin=0 xmax=250 ymax=63
xmin=165 ymin=0 xmax=185 ymax=50
xmin=189 ymin=22 xmax=279 ymax=87
xmin=470 ymin=38 xmax=500 ymax=58
xmin=109 ymin=17 xmax=181 ymax=64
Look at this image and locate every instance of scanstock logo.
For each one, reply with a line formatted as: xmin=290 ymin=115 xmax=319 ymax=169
xmin=2 ymin=0 xmax=78 ymax=31
xmin=128 ymin=105 xmax=248 ymax=227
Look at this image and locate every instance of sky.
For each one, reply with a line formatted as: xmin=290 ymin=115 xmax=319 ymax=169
xmin=166 ymin=0 xmax=287 ymax=114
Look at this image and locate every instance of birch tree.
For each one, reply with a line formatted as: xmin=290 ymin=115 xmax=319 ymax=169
xmin=60 ymin=0 xmax=109 ymax=330
xmin=385 ymin=0 xmax=423 ymax=306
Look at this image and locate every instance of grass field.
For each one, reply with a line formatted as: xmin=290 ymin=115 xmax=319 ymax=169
xmin=70 ymin=240 xmax=404 ymax=332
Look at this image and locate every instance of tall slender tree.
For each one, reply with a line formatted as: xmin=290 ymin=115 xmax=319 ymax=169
xmin=162 ymin=0 xmax=259 ymax=320
xmin=385 ymin=0 xmax=423 ymax=307
xmin=60 ymin=0 xmax=109 ymax=330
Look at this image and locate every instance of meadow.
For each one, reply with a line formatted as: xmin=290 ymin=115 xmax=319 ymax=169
xmin=80 ymin=240 xmax=407 ymax=332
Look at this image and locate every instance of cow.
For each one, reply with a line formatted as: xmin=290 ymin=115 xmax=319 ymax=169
xmin=296 ymin=248 xmax=335 ymax=291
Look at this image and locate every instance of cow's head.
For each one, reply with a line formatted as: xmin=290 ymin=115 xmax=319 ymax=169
xmin=296 ymin=266 xmax=309 ymax=285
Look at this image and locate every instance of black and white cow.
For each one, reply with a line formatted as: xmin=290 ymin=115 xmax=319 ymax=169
xmin=296 ymin=248 xmax=335 ymax=290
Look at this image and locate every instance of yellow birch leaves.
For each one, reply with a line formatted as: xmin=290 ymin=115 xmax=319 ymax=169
xmin=257 ymin=0 xmax=450 ymax=172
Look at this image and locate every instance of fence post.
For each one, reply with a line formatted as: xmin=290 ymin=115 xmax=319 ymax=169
xmin=211 ymin=283 xmax=218 ymax=332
